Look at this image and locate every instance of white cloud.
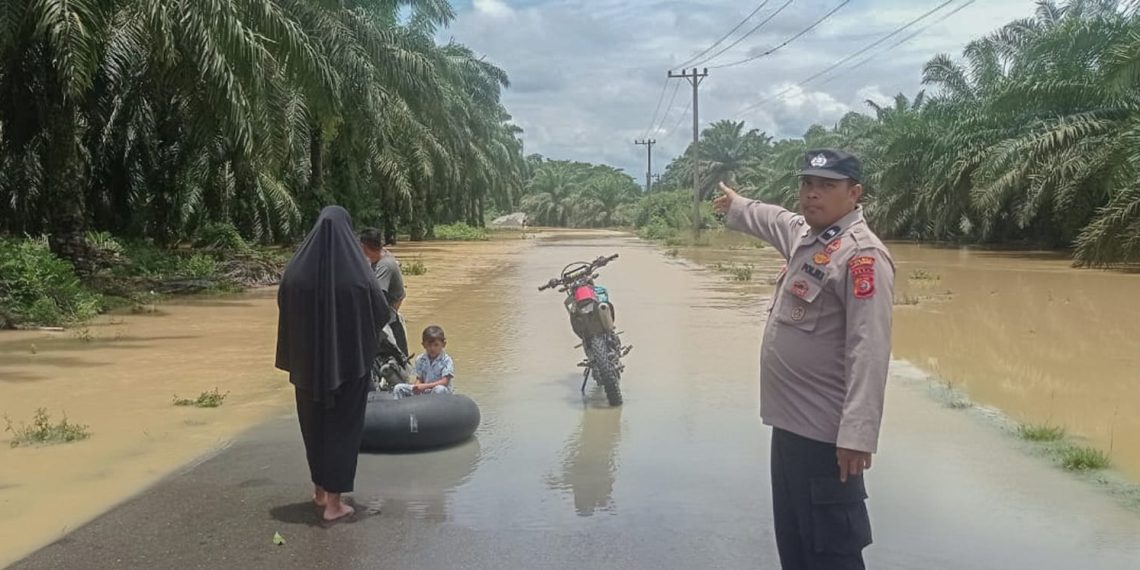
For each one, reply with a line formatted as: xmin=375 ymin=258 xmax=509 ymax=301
xmin=856 ymin=85 xmax=895 ymax=109
xmin=442 ymin=0 xmax=1040 ymax=176
xmin=473 ymin=0 xmax=513 ymax=18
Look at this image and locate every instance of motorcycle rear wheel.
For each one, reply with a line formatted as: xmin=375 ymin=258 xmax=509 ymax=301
xmin=587 ymin=334 xmax=623 ymax=406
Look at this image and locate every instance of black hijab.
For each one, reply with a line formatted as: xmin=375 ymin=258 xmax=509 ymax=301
xmin=275 ymin=206 xmax=390 ymax=402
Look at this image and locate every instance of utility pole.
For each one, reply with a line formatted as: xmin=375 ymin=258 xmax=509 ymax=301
xmin=668 ymin=67 xmax=708 ymax=239
xmin=634 ymin=139 xmax=655 ymax=193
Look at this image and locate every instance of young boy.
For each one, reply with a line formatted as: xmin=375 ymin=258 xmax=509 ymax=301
xmin=392 ymin=326 xmax=454 ymax=399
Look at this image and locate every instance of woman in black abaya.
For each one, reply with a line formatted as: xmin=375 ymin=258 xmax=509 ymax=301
xmin=275 ymin=206 xmax=390 ymax=521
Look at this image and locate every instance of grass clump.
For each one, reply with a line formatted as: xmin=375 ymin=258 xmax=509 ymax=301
xmin=5 ymin=408 xmax=91 ymax=447
xmin=173 ymin=387 xmax=229 ymax=408
xmin=909 ymin=269 xmax=940 ymax=281
xmin=401 ymin=256 xmax=428 ymax=276
xmin=712 ymin=262 xmax=754 ymax=281
xmin=1060 ymin=446 xmax=1111 ymax=471
xmin=433 ymin=223 xmax=488 ymax=241
xmin=894 ymin=294 xmax=920 ymax=306
xmin=1018 ymin=423 xmax=1066 ymax=442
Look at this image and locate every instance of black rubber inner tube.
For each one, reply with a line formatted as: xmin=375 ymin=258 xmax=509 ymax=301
xmin=361 ymin=392 xmax=481 ymax=452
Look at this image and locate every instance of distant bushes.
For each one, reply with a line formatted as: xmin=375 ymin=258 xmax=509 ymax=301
xmin=0 ymin=238 xmax=103 ymax=328
xmin=433 ymin=223 xmax=488 ymax=241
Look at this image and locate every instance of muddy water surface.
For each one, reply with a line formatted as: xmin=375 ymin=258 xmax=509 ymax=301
xmin=674 ymin=231 xmax=1140 ymax=481
xmin=7 ymin=230 xmax=1140 ymax=569
xmin=0 ymin=235 xmax=529 ymax=568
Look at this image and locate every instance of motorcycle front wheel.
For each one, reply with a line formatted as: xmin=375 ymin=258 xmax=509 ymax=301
xmin=587 ymin=334 xmax=623 ymax=406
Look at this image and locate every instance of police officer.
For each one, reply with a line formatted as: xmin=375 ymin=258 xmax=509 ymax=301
xmin=713 ymin=149 xmax=894 ymax=570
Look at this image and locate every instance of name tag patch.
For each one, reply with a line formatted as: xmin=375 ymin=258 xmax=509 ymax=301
xmin=801 ymin=263 xmax=825 ymax=281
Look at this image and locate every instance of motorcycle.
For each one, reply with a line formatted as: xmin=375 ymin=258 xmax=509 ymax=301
xmin=539 ymin=253 xmax=632 ymax=406
xmin=371 ymin=311 xmax=413 ymax=392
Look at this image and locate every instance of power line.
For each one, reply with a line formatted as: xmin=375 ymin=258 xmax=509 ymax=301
xmin=667 ymin=99 xmax=693 ymax=137
xmin=639 ymin=79 xmax=671 ymax=140
xmin=709 ymin=0 xmax=851 ymax=70
xmin=688 ymin=0 xmax=794 ymax=69
xmin=672 ymin=0 xmax=774 ymax=71
xmin=819 ymin=0 xmax=977 ymax=88
xmin=737 ymin=0 xmax=961 ymax=115
xmin=652 ymin=80 xmax=685 ymax=135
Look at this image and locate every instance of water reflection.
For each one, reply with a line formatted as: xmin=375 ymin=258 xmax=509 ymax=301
xmin=546 ymin=405 xmax=623 ymax=517
xmin=360 ymin=437 xmax=483 ymax=522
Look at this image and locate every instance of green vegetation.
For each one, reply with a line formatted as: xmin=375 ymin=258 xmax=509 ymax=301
xmin=1061 ymin=446 xmax=1112 ymax=471
xmin=0 ymin=0 xmax=525 ymax=269
xmin=0 ymin=238 xmax=103 ymax=328
xmin=402 ymin=257 xmax=429 ymax=276
xmin=519 ymin=159 xmax=643 ymax=228
xmin=909 ymin=269 xmax=941 ymax=281
xmin=433 ymin=224 xmax=489 ymax=241
xmin=5 ymin=409 xmax=91 ymax=447
xmin=173 ymin=388 xmax=229 ymax=409
xmin=713 ymin=263 xmax=754 ymax=281
xmin=1018 ymin=423 xmax=1066 ymax=442
xmin=636 ymin=2 xmax=1140 ymax=267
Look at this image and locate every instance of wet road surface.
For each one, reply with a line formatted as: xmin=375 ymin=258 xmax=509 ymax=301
xmin=13 ymin=233 xmax=1140 ymax=569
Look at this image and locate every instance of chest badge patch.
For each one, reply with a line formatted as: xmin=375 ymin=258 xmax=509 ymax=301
xmin=791 ymin=305 xmax=806 ymax=321
xmin=813 ymin=252 xmax=830 ymax=265
xmin=790 ymin=279 xmax=810 ymax=299
xmin=825 ymin=238 xmax=842 ymax=254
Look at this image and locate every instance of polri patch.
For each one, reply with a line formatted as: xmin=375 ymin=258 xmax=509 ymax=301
xmin=825 ymin=238 xmax=842 ymax=253
xmin=800 ymin=263 xmax=825 ymax=281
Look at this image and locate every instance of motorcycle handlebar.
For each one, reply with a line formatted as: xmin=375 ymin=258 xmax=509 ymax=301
xmin=537 ymin=253 xmax=619 ymax=291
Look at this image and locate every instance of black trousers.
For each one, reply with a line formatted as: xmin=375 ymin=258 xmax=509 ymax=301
xmin=771 ymin=428 xmax=873 ymax=570
xmin=294 ymin=376 xmax=369 ymax=494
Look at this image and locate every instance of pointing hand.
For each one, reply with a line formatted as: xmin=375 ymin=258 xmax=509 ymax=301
xmin=713 ymin=181 xmax=739 ymax=215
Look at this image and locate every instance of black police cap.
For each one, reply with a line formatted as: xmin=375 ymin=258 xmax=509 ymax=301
xmin=798 ymin=149 xmax=862 ymax=183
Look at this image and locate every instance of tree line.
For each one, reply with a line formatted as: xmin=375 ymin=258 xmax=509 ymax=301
xmin=649 ymin=0 xmax=1140 ymax=267
xmin=0 ymin=0 xmax=526 ymax=271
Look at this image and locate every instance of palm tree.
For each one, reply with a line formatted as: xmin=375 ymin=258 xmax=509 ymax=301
xmin=578 ymin=174 xmax=640 ymax=227
xmin=522 ymin=162 xmax=583 ymax=226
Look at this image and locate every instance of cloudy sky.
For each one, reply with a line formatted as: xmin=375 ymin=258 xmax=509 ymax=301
xmin=439 ymin=0 xmax=1037 ymax=179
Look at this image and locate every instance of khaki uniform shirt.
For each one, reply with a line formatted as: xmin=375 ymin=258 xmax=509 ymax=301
xmin=727 ymin=198 xmax=894 ymax=453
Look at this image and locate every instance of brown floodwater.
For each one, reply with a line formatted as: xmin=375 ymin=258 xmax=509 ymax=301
xmin=0 ymin=234 xmax=529 ymax=568
xmin=674 ymin=231 xmax=1140 ymax=482
xmin=7 ymin=229 xmax=1140 ymax=569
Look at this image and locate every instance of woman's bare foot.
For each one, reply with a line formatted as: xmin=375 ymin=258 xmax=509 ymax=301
xmin=313 ymin=485 xmax=328 ymax=507
xmin=322 ymin=494 xmax=355 ymax=522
